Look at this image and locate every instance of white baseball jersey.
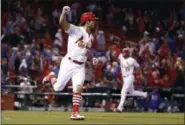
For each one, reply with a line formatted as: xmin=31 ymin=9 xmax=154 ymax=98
xmin=65 ymin=24 xmax=94 ymax=62
xmin=118 ymin=54 xmax=140 ymax=77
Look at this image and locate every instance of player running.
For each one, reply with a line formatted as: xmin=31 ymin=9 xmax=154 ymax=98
xmin=42 ymin=6 xmax=98 ymax=120
xmin=114 ymin=48 xmax=148 ymax=112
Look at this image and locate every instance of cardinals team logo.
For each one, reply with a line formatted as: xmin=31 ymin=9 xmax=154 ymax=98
xmin=75 ymin=36 xmax=86 ymax=48
xmin=75 ymin=36 xmax=92 ymax=48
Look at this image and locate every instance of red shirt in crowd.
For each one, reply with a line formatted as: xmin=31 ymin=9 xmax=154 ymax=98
xmin=146 ymin=68 xmax=160 ymax=87
xmin=44 ymin=32 xmax=53 ymax=48
xmin=166 ymin=66 xmax=177 ymax=86
xmin=41 ymin=59 xmax=51 ymax=80
xmin=134 ymin=72 xmax=142 ymax=86
xmin=95 ymin=61 xmax=104 ymax=80
xmin=116 ymin=72 xmax=123 ymax=88
xmin=110 ymin=44 xmax=121 ymax=60
xmin=159 ymin=75 xmax=170 ymax=88
xmin=8 ymin=68 xmax=16 ymax=84
xmin=158 ymin=43 xmax=169 ymax=57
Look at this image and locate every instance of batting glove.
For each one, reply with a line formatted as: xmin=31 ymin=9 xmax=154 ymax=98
xmin=62 ymin=6 xmax=70 ymax=14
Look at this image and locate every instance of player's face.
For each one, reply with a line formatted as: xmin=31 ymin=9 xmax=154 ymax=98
xmin=88 ymin=20 xmax=97 ymax=31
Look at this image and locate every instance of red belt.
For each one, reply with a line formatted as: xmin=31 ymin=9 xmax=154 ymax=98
xmin=68 ymin=57 xmax=84 ymax=65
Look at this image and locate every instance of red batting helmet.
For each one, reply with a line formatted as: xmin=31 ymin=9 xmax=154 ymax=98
xmin=122 ymin=48 xmax=130 ymax=56
xmin=80 ymin=12 xmax=98 ymax=23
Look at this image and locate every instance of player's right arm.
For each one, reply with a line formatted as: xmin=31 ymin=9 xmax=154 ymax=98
xmin=59 ymin=6 xmax=80 ymax=38
xmin=59 ymin=6 xmax=70 ymax=31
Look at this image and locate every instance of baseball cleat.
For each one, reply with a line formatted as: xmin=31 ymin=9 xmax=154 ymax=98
xmin=113 ymin=108 xmax=122 ymax=113
xmin=42 ymin=72 xmax=56 ymax=85
xmin=70 ymin=112 xmax=85 ymax=120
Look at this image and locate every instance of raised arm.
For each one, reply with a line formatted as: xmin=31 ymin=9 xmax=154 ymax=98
xmin=59 ymin=6 xmax=70 ymax=31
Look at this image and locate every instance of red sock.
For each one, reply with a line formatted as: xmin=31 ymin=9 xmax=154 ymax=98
xmin=72 ymin=93 xmax=82 ymax=112
xmin=73 ymin=105 xmax=79 ymax=112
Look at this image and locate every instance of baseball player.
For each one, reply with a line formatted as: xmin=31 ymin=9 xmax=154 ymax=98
xmin=114 ymin=48 xmax=148 ymax=112
xmin=42 ymin=6 xmax=98 ymax=120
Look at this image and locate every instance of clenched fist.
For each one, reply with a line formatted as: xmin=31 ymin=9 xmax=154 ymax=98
xmin=62 ymin=6 xmax=70 ymax=14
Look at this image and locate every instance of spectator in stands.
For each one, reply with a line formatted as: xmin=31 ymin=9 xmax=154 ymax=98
xmin=134 ymin=71 xmax=143 ymax=87
xmin=174 ymin=57 xmax=185 ymax=88
xmin=87 ymin=2 xmax=97 ymax=13
xmin=85 ymin=63 xmax=94 ymax=84
xmin=158 ymin=97 xmax=171 ymax=112
xmin=109 ymin=44 xmax=121 ymax=61
xmin=127 ymin=8 xmax=134 ymax=30
xmin=112 ymin=61 xmax=120 ymax=73
xmin=103 ymin=64 xmax=115 ymax=87
xmin=51 ymin=56 xmax=61 ymax=75
xmin=94 ymin=59 xmax=104 ymax=82
xmin=19 ymin=58 xmax=28 ymax=75
xmin=166 ymin=59 xmax=177 ymax=86
xmin=19 ymin=77 xmax=33 ymax=108
xmin=19 ymin=77 xmax=33 ymax=91
xmin=176 ymin=33 xmax=185 ymax=52
xmin=95 ymin=80 xmax=105 ymax=87
xmin=52 ymin=7 xmax=61 ymax=25
xmin=138 ymin=36 xmax=150 ymax=57
xmin=1 ymin=58 xmax=8 ymax=76
xmin=35 ymin=8 xmax=45 ymax=31
xmin=144 ymin=64 xmax=159 ymax=87
xmin=147 ymin=88 xmax=161 ymax=112
xmin=96 ymin=30 xmax=106 ymax=51
xmin=172 ymin=101 xmax=180 ymax=113
xmin=136 ymin=14 xmax=145 ymax=37
xmin=106 ymin=47 xmax=112 ymax=61
xmin=159 ymin=74 xmax=170 ymax=88
xmin=54 ymin=29 xmax=63 ymax=48
xmin=68 ymin=1 xmax=81 ymax=24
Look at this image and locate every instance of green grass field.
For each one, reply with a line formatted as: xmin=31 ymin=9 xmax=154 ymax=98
xmin=2 ymin=111 xmax=184 ymax=124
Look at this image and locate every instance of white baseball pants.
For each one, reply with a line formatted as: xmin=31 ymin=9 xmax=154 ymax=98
xmin=117 ymin=75 xmax=147 ymax=111
xmin=53 ymin=57 xmax=85 ymax=92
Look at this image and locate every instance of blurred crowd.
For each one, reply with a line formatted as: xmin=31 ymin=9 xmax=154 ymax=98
xmin=1 ymin=0 xmax=185 ymax=94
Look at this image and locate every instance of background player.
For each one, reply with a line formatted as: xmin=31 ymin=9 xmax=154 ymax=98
xmin=42 ymin=6 xmax=98 ymax=120
xmin=115 ymin=48 xmax=148 ymax=112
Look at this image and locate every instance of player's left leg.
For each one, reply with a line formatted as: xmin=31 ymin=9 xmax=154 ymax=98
xmin=116 ymin=76 xmax=132 ymax=112
xmin=71 ymin=66 xmax=85 ymax=120
xmin=42 ymin=57 xmax=73 ymax=91
xmin=128 ymin=79 xmax=147 ymax=98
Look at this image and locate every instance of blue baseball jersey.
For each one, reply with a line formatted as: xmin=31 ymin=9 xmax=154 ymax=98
xmin=148 ymin=92 xmax=160 ymax=110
